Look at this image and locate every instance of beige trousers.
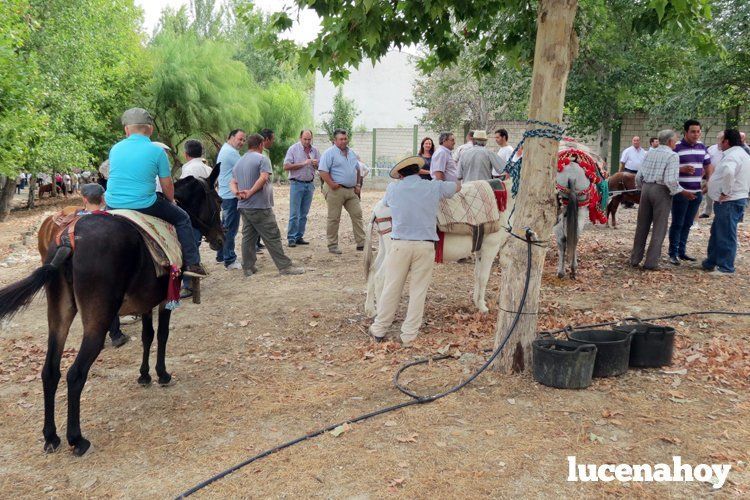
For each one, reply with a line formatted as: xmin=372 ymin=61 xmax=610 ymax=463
xmin=370 ymin=240 xmax=435 ymax=343
xmin=323 ymin=185 xmax=365 ymax=248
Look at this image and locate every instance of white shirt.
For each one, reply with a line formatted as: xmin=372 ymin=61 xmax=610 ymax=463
xmin=495 ymin=145 xmax=514 ymax=176
xmin=180 ymin=158 xmax=212 ymax=179
xmin=707 ymin=146 xmax=750 ymax=202
xmin=620 ymin=146 xmax=647 ymax=172
xmin=707 ymin=144 xmax=723 ymax=171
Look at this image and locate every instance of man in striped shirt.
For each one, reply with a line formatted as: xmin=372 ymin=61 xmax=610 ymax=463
xmin=668 ymin=119 xmax=711 ymax=266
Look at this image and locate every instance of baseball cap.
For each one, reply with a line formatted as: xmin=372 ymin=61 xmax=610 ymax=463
xmin=121 ymin=108 xmax=154 ymax=126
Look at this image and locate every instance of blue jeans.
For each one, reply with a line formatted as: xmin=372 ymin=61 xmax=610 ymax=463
xmin=668 ymin=191 xmax=702 ymax=258
xmin=183 ymin=228 xmax=203 ymax=289
xmin=216 ymin=198 xmax=239 ymax=266
xmin=287 ymin=180 xmax=315 ymax=243
xmin=132 ymin=198 xmax=200 ymax=266
xmin=702 ymin=198 xmax=747 ymax=273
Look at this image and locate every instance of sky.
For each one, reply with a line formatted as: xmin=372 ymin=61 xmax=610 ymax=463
xmin=134 ymin=0 xmax=321 ymax=43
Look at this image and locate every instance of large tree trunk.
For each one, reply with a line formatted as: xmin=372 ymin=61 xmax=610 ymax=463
xmin=0 ymin=175 xmax=17 ymax=222
xmin=27 ymin=175 xmax=37 ymax=209
xmin=493 ymin=0 xmax=579 ymax=372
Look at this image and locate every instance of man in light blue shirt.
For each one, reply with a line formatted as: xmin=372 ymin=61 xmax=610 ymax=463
xmin=318 ymin=129 xmax=365 ymax=254
xmin=107 ymin=108 xmax=205 ymax=277
xmin=215 ymin=129 xmax=246 ymax=269
xmin=369 ymin=156 xmax=460 ymax=346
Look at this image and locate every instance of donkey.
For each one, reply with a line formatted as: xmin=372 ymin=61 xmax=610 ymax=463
xmin=553 ymin=161 xmax=591 ymax=279
xmin=0 ymin=168 xmax=223 ymax=456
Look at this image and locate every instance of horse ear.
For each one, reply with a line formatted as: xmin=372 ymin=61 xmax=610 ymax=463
xmin=208 ymin=162 xmax=221 ymax=188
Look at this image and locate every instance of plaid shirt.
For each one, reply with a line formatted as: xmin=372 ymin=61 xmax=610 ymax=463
xmin=635 ymin=145 xmax=683 ymax=196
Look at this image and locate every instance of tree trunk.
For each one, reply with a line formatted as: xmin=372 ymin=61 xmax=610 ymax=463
xmin=493 ymin=0 xmax=579 ymax=372
xmin=0 ymin=175 xmax=17 ymax=222
xmin=28 ymin=175 xmax=37 ymax=209
xmin=598 ymin=118 xmax=611 ymax=166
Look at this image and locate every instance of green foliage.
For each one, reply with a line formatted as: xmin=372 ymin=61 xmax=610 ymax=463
xmin=319 ymin=88 xmax=359 ymax=143
xmin=257 ymin=84 xmax=312 ymax=178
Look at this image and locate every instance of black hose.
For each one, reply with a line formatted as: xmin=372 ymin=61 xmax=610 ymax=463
xmin=175 ymin=229 xmax=538 ymax=498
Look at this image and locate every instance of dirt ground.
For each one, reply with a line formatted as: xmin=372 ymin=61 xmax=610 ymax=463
xmin=0 ymin=185 xmax=748 ymax=498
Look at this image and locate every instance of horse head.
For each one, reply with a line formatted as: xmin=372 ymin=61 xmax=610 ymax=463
xmin=174 ymin=163 xmax=224 ymax=251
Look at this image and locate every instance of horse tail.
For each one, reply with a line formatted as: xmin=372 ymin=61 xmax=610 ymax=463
xmin=364 ymin=210 xmax=376 ymax=280
xmin=0 ymin=246 xmax=71 ymax=321
xmin=565 ymin=182 xmax=579 ymax=266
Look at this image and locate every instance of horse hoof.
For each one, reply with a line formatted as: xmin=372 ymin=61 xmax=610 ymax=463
xmin=44 ymin=435 xmax=61 ymax=453
xmin=72 ymin=438 xmax=92 ymax=457
xmin=158 ymin=373 xmax=172 ymax=386
xmin=138 ymin=373 xmax=152 ymax=386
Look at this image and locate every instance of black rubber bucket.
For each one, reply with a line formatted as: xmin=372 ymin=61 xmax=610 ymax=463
xmin=567 ymin=329 xmax=632 ymax=378
xmin=613 ymin=320 xmax=675 ymax=368
xmin=532 ymin=339 xmax=597 ymax=389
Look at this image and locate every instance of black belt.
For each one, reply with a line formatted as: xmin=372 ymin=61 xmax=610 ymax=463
xmin=624 ymin=168 xmax=638 ymax=174
xmin=291 ymin=179 xmax=314 ymax=183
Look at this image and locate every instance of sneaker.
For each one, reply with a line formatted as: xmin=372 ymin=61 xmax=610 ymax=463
xmin=288 ymin=241 xmax=297 ymax=248
xmin=280 ymin=266 xmax=305 ymax=275
xmin=225 ymin=261 xmax=243 ymax=270
xmin=183 ymin=263 xmax=208 ymax=278
xmin=329 ymin=246 xmax=342 ymax=255
xmin=667 ymin=256 xmax=680 ymax=266
xmin=678 ymin=254 xmax=697 ymax=262
xmin=296 ymin=238 xmax=310 ymax=245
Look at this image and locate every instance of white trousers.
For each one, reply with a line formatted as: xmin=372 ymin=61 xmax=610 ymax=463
xmin=370 ymin=240 xmax=435 ymax=342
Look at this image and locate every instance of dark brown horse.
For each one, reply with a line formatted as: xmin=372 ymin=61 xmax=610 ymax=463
xmin=38 ymin=183 xmax=64 ymax=198
xmin=0 ymin=168 xmax=223 ymax=456
xmin=606 ymin=172 xmax=640 ymax=228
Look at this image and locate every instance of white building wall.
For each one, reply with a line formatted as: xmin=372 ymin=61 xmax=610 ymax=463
xmin=313 ymin=51 xmax=423 ymax=130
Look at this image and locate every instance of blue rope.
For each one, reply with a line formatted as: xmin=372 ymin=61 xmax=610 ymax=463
xmin=501 ymin=119 xmax=566 ymax=232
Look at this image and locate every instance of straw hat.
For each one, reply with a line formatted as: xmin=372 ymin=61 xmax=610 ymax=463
xmin=389 ymin=155 xmax=425 ymax=179
xmin=473 ymin=130 xmax=488 ymax=142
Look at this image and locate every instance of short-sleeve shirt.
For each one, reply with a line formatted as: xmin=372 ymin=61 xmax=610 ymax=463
xmin=106 ymin=134 xmax=171 ymax=209
xmin=284 ymin=142 xmax=320 ymax=181
xmin=319 ymin=146 xmax=359 ymax=187
xmin=674 ymin=139 xmax=711 ymax=193
xmin=430 ymin=145 xmax=459 ymax=181
xmin=459 ymin=146 xmax=502 ymax=182
xmin=495 ymin=145 xmax=515 ymax=176
xmin=217 ymin=142 xmax=242 ymax=200
xmin=619 ymin=146 xmax=647 ymax=173
xmin=180 ymin=158 xmax=212 ymax=179
xmin=233 ymin=152 xmax=273 ymax=209
xmin=384 ymin=175 xmax=458 ymax=241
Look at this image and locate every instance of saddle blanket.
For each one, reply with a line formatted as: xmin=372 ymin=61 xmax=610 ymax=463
xmin=437 ymin=179 xmax=506 ymax=235
xmin=108 ymin=209 xmax=183 ymax=272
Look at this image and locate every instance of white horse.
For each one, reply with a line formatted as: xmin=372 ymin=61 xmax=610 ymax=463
xmin=364 ymin=186 xmax=513 ymax=316
xmin=553 ymin=161 xmax=591 ymax=279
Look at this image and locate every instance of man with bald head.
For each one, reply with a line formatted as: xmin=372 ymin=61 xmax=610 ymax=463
xmin=284 ymin=129 xmax=320 ymax=246
xmin=619 ymin=136 xmax=647 ymax=175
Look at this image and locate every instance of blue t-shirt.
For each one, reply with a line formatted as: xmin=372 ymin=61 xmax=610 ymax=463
xmin=106 ymin=134 xmax=171 ymax=209
xmin=217 ymin=142 xmax=242 ymax=199
xmin=319 ymin=146 xmax=359 ymax=187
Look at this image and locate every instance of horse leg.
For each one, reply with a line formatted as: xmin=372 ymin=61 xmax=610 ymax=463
xmin=155 ymin=306 xmax=173 ymax=385
xmin=65 ymin=325 xmax=107 ymax=456
xmin=42 ymin=275 xmax=76 ymax=453
xmin=138 ymin=311 xmax=154 ymax=385
xmin=608 ymin=196 xmax=621 ymax=228
xmin=554 ymin=217 xmax=566 ymax=278
xmin=473 ymin=235 xmax=500 ymax=313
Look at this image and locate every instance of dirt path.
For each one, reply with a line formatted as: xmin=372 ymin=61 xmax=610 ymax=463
xmin=0 ymin=187 xmax=748 ymax=498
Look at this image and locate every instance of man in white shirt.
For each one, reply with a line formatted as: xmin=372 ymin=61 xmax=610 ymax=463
xmin=179 ymin=139 xmax=212 ymax=180
xmin=702 ymin=129 xmax=750 ymax=275
xmin=700 ymin=131 xmax=724 ymax=218
xmin=619 ymin=136 xmax=647 ymax=174
xmin=453 ymin=130 xmax=474 ymax=163
xmin=494 ymin=128 xmax=514 ymax=178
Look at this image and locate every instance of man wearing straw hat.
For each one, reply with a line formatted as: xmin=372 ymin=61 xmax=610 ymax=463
xmin=458 ymin=129 xmax=502 ymax=182
xmin=368 ymin=156 xmax=460 ymax=346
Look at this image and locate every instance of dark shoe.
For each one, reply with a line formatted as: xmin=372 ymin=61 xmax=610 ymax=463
xmin=678 ymin=254 xmax=697 ymax=262
xmin=698 ymin=214 xmax=710 ymax=219
xmin=288 ymin=241 xmax=297 ymax=248
xmin=367 ymin=326 xmax=385 ymax=343
xmin=110 ymin=333 xmax=130 ymax=348
xmin=183 ymin=263 xmax=209 ymax=278
xmin=356 ymin=245 xmax=364 ymax=251
xmin=296 ymin=238 xmax=310 ymax=245
xmin=668 ymin=256 xmax=680 ymax=266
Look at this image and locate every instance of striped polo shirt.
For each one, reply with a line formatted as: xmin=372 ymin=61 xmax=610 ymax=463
xmin=674 ymin=139 xmax=710 ymax=193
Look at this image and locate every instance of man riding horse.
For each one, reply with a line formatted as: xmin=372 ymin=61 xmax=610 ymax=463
xmin=107 ymin=108 xmax=208 ymax=279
